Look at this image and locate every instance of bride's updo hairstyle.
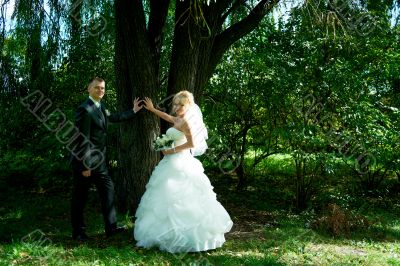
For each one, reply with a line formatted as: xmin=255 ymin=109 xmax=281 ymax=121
xmin=173 ymin=90 xmax=194 ymax=107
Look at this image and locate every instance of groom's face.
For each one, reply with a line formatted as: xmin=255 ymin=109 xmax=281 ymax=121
xmin=88 ymin=81 xmax=105 ymax=102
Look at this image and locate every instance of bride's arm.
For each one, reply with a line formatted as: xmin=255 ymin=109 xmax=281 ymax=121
xmin=163 ymin=119 xmax=195 ymax=155
xmin=143 ymin=97 xmax=174 ymax=123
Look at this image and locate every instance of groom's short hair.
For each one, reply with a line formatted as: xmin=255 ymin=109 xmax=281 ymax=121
xmin=88 ymin=77 xmax=105 ymax=90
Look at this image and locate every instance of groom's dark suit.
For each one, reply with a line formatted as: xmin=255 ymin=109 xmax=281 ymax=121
xmin=70 ymin=97 xmax=135 ymax=237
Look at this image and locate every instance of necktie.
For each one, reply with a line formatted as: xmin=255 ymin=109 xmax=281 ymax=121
xmin=97 ymin=105 xmax=105 ymax=123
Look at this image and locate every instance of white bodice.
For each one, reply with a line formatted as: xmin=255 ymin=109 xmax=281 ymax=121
xmin=166 ymin=127 xmax=187 ymax=147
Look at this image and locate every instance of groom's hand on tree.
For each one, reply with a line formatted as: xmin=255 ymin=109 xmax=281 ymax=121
xmin=133 ymin=97 xmax=143 ymax=113
xmin=82 ymin=169 xmax=91 ymax=177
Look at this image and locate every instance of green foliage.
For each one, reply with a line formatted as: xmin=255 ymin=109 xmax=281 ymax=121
xmin=0 ymin=148 xmax=71 ymax=189
xmin=203 ymin=0 xmax=400 ymax=209
xmin=0 ymin=0 xmax=119 ymax=191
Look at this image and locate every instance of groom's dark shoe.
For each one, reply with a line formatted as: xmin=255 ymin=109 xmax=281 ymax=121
xmin=72 ymin=231 xmax=89 ymax=242
xmin=105 ymin=225 xmax=127 ymax=237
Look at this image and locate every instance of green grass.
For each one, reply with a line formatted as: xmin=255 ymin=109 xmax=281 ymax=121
xmin=1 ymin=176 xmax=400 ymax=265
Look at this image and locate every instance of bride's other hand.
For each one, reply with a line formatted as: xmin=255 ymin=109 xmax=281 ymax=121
xmin=161 ymin=149 xmax=174 ymax=155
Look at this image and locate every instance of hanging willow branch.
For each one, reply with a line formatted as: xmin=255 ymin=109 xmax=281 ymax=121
xmin=0 ymin=0 xmax=12 ymax=49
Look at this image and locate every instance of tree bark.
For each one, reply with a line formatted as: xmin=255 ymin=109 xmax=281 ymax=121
xmin=167 ymin=0 xmax=279 ymax=99
xmin=114 ymin=0 xmax=167 ymax=213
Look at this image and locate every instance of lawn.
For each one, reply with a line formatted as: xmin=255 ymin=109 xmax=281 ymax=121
xmin=1 ymin=172 xmax=400 ymax=265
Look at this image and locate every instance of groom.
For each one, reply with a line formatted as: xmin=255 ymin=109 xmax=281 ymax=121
xmin=70 ymin=77 xmax=142 ymax=241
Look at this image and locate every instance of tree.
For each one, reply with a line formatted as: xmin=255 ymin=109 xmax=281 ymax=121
xmin=203 ymin=18 xmax=287 ymax=190
xmin=113 ymin=0 xmax=280 ymax=212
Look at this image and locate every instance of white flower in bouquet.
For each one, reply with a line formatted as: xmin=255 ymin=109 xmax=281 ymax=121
xmin=153 ymin=134 xmax=175 ymax=151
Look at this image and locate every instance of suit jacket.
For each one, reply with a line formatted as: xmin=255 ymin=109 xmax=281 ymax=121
xmin=70 ymin=98 xmax=135 ymax=172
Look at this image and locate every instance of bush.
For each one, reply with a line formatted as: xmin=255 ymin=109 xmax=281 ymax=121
xmin=311 ymin=203 xmax=370 ymax=237
xmin=0 ymin=149 xmax=71 ymax=189
xmin=0 ymin=150 xmax=40 ymax=188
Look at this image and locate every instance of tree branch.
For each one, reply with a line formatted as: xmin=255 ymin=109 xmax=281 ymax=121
xmin=207 ymin=0 xmax=279 ymax=78
xmin=251 ymin=151 xmax=278 ymax=168
xmin=217 ymin=0 xmax=278 ymax=50
xmin=115 ymin=0 xmax=157 ymax=95
xmin=220 ymin=0 xmax=245 ymax=23
xmin=148 ymin=0 xmax=170 ymax=74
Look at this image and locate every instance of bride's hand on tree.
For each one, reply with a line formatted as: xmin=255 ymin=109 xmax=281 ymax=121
xmin=143 ymin=97 xmax=175 ymax=123
xmin=143 ymin=97 xmax=156 ymax=112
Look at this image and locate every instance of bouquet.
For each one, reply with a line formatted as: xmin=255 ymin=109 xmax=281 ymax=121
xmin=153 ymin=134 xmax=175 ymax=151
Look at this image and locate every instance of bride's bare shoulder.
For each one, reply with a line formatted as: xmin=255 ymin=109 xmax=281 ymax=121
xmin=172 ymin=117 xmax=188 ymax=131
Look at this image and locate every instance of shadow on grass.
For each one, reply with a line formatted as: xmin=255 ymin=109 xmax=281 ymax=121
xmin=0 ymin=187 xmax=135 ymax=246
xmin=1 ymin=177 xmax=400 ymax=265
xmin=0 ymin=188 xmax=70 ymax=243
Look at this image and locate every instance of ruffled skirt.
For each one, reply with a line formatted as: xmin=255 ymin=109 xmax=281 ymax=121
xmin=134 ymin=152 xmax=233 ymax=253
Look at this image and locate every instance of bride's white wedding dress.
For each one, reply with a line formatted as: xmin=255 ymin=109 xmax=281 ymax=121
xmin=134 ymin=127 xmax=233 ymax=253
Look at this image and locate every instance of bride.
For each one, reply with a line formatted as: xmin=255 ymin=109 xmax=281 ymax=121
xmin=134 ymin=91 xmax=233 ymax=253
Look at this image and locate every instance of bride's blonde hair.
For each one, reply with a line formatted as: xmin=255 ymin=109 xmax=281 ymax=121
xmin=173 ymin=90 xmax=194 ymax=107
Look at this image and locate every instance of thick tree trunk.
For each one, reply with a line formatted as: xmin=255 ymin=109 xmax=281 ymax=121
xmin=167 ymin=0 xmax=278 ymax=99
xmin=114 ymin=0 xmax=160 ymax=213
xmin=167 ymin=1 xmax=220 ymax=99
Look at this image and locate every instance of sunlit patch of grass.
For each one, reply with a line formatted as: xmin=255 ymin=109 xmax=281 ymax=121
xmin=253 ymin=153 xmax=295 ymax=176
xmin=206 ymin=244 xmax=284 ymax=265
xmin=278 ymin=242 xmax=400 ymax=265
xmin=1 ymin=242 xmax=65 ymax=265
xmin=392 ymin=223 xmax=400 ymax=233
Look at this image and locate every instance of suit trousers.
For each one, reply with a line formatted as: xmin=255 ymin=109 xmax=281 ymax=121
xmin=71 ymin=168 xmax=117 ymax=234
